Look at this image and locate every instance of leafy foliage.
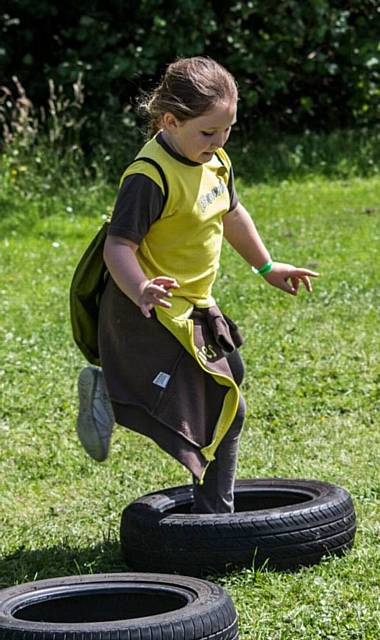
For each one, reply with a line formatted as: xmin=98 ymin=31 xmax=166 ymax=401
xmin=0 ymin=0 xmax=379 ymax=153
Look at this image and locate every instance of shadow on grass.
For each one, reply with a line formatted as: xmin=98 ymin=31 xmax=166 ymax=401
xmin=0 ymin=541 xmax=356 ymax=591
xmin=0 ymin=542 xmax=129 ymax=589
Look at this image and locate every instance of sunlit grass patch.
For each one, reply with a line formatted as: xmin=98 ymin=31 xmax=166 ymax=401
xmin=0 ymin=169 xmax=379 ymax=638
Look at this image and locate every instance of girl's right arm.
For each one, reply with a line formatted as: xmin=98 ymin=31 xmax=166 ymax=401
xmin=103 ymin=235 xmax=179 ymax=318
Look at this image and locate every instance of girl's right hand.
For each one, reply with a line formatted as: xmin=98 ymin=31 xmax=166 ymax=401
xmin=139 ymin=276 xmax=180 ymax=318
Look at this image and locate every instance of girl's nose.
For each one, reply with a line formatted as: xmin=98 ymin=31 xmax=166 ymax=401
xmin=212 ymin=133 xmax=226 ymax=149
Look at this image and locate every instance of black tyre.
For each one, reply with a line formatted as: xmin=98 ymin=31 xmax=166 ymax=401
xmin=120 ymin=478 xmax=356 ymax=575
xmin=0 ymin=573 xmax=238 ymax=639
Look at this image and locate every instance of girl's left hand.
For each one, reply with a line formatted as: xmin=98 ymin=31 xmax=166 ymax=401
xmin=263 ymin=262 xmax=319 ymax=295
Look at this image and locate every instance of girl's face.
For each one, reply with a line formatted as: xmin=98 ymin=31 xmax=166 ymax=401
xmin=162 ymin=99 xmax=237 ymax=164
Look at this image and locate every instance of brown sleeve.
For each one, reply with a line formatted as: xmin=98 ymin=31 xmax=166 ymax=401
xmin=108 ymin=174 xmax=165 ymax=244
xmin=228 ymin=164 xmax=239 ymax=211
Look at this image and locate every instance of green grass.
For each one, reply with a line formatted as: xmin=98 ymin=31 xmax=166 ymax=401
xmin=0 ymin=153 xmax=379 ymax=638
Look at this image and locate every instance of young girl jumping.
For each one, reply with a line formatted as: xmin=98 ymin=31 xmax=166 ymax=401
xmin=76 ymin=56 xmax=318 ymax=513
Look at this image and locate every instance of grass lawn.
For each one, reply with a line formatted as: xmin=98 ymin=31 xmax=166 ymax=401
xmin=0 ymin=163 xmax=379 ymax=638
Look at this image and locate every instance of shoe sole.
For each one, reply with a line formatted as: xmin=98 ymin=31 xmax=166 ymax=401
xmin=76 ymin=367 xmax=111 ymax=462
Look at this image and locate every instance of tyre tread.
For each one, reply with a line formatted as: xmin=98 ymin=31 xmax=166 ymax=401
xmin=121 ymin=479 xmax=356 ymax=574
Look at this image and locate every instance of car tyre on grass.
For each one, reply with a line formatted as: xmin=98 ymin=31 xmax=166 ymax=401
xmin=120 ymin=478 xmax=356 ymax=575
xmin=0 ymin=572 xmax=239 ymax=639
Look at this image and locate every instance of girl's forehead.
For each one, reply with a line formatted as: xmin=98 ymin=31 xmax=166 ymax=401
xmin=193 ymin=100 xmax=237 ymax=128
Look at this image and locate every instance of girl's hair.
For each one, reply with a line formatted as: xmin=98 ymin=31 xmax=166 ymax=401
xmin=140 ymin=57 xmax=238 ymax=137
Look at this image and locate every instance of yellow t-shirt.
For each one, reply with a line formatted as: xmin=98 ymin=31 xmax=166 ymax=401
xmin=120 ymin=133 xmax=236 ymax=307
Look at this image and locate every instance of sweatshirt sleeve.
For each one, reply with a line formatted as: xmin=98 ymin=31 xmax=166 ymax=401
xmin=108 ymin=173 xmax=165 ymax=244
xmin=227 ymin=164 xmax=239 ymax=212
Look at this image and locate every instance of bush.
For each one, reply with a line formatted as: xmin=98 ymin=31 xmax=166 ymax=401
xmin=0 ymin=0 xmax=378 ymax=151
xmin=217 ymin=0 xmax=380 ymax=130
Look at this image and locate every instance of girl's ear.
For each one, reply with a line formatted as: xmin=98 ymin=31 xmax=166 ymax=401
xmin=162 ymin=112 xmax=180 ymax=132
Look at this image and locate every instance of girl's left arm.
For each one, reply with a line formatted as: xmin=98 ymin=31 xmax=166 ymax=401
xmin=223 ymin=202 xmax=319 ymax=295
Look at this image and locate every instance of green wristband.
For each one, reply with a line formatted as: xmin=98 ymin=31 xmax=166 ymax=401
xmin=252 ymin=260 xmax=273 ymax=276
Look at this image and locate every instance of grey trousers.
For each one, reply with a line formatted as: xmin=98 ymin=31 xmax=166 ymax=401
xmin=192 ymin=349 xmax=246 ymax=514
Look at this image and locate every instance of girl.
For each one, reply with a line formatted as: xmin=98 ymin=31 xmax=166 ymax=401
xmin=76 ymin=56 xmax=318 ymax=513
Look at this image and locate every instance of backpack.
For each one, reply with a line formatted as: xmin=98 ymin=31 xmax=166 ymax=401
xmin=69 ymin=157 xmax=168 ymax=365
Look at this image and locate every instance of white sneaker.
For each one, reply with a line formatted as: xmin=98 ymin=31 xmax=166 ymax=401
xmin=76 ymin=366 xmax=115 ymax=461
